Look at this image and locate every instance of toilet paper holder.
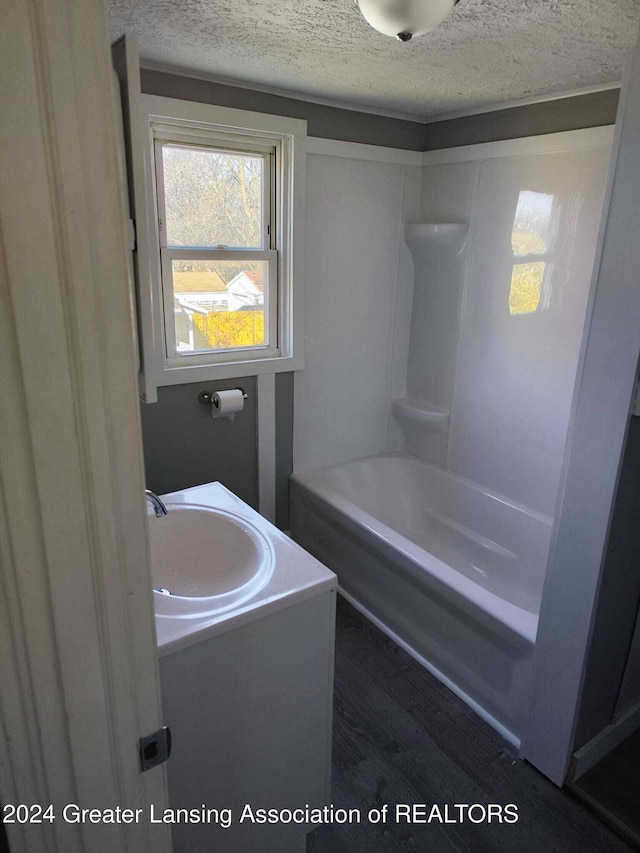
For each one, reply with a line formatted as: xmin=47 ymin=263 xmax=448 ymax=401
xmin=198 ymin=387 xmax=248 ymax=421
xmin=198 ymin=387 xmax=248 ymax=406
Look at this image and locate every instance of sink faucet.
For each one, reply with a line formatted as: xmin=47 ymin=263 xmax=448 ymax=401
xmin=145 ymin=489 xmax=168 ymax=518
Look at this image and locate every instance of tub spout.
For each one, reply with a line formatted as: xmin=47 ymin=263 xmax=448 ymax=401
xmin=145 ymin=489 xmax=168 ymax=518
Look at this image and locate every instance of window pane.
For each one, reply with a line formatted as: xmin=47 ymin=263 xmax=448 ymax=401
xmin=162 ymin=145 xmax=264 ymax=249
xmin=509 ymin=262 xmax=545 ymax=315
xmin=171 ymin=260 xmax=267 ymax=353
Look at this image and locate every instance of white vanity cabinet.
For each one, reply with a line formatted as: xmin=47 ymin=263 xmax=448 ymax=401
xmin=153 ymin=482 xmax=336 ymax=853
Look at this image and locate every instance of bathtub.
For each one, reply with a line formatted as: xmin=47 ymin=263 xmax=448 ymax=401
xmin=290 ymin=452 xmax=553 ymax=744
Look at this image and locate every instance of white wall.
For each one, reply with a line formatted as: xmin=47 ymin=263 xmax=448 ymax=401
xmin=417 ymin=134 xmax=611 ymax=515
xmin=523 ymin=33 xmax=640 ymax=783
xmin=293 ymin=141 xmax=420 ymax=472
xmin=293 ymin=131 xmax=611 ymax=514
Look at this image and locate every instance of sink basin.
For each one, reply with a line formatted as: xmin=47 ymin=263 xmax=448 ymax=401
xmin=148 ymin=503 xmax=274 ymax=617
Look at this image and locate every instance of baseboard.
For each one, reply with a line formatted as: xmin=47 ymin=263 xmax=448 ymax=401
xmin=570 ymin=699 xmax=640 ymax=781
xmin=567 ymin=781 xmax=640 ymax=850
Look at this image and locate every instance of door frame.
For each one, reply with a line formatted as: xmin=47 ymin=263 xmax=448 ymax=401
xmin=0 ymin=2 xmax=171 ymax=850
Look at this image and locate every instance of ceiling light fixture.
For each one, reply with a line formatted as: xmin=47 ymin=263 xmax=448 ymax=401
xmin=356 ymin=0 xmax=458 ymax=41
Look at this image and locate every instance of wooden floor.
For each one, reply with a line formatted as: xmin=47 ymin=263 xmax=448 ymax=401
xmin=308 ymin=597 xmax=633 ymax=853
xmin=571 ymin=727 xmax=640 ymax=848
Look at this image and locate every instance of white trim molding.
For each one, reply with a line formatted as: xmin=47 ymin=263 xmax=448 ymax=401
xmin=421 ymin=125 xmax=616 ymax=166
xmin=570 ymin=699 xmax=640 ymax=781
xmin=133 ymin=94 xmax=306 ymax=393
xmin=308 ymin=136 xmax=422 ymax=166
xmin=0 ymin=10 xmax=170 ymax=853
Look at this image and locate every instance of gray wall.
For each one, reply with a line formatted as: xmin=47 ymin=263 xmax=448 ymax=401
xmin=141 ymin=68 xmax=425 ymax=150
xmin=138 ymin=69 xmax=618 ymax=532
xmin=141 ymin=373 xmax=295 ymax=529
xmin=142 ymin=68 xmax=619 ymax=152
xmin=141 ymin=376 xmax=259 ymax=508
xmin=275 ymin=372 xmax=294 ymax=528
xmin=424 ymin=89 xmax=620 ymax=150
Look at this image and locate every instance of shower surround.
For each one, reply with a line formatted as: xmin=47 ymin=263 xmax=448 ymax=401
xmin=292 ymin=128 xmax=613 ymax=740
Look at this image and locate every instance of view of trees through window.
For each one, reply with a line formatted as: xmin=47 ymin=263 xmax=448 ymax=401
xmin=162 ymin=144 xmax=264 ymax=248
xmin=159 ymin=143 xmax=269 ymax=353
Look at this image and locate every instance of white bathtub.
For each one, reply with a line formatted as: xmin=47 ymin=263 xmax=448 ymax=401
xmin=290 ymin=452 xmax=553 ymax=744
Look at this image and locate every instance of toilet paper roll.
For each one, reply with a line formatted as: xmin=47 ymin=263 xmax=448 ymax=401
xmin=211 ymin=389 xmax=245 ymax=418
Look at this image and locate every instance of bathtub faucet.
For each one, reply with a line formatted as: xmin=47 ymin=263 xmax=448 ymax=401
xmin=145 ymin=489 xmax=168 ymax=518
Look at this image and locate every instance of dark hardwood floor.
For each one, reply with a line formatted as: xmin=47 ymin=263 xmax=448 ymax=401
xmin=570 ymin=727 xmax=640 ymax=848
xmin=308 ymin=597 xmax=633 ymax=853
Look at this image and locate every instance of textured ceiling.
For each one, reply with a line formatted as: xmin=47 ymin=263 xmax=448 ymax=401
xmin=107 ymin=0 xmax=640 ymax=120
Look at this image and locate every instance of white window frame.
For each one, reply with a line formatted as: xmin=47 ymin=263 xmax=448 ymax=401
xmin=136 ymin=96 xmax=306 ymax=395
xmin=154 ymin=134 xmax=278 ymax=365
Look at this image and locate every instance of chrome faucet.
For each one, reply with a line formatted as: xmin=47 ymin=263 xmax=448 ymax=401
xmin=145 ymin=489 xmax=168 ymax=518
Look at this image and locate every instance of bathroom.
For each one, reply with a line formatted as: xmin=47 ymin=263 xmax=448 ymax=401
xmin=3 ymin=2 xmax=640 ymax=852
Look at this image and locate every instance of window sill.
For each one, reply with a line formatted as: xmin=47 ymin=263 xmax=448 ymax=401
xmin=151 ymin=352 xmax=304 ymax=389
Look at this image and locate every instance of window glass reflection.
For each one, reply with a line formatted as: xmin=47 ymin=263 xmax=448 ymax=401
xmin=509 ymin=262 xmax=545 ymax=315
xmin=510 ymin=191 xmax=555 ymax=315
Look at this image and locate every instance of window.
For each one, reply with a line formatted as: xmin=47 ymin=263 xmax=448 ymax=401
xmin=155 ymin=138 xmax=277 ymax=364
xmin=134 ymin=97 xmax=306 ymax=396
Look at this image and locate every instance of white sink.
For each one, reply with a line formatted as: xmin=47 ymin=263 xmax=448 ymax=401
xmin=151 ymin=482 xmax=337 ymax=655
xmin=148 ymin=503 xmax=274 ymax=617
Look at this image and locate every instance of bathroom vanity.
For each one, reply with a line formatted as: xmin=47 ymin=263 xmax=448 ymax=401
xmin=149 ymin=482 xmax=337 ymax=853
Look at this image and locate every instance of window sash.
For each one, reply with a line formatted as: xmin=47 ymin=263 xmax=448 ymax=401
xmin=160 ymin=248 xmax=279 ymax=367
xmin=153 ymin=139 xmax=273 ymax=252
xmin=152 ymin=122 xmax=279 ymax=156
xmin=153 ymin=130 xmax=280 ymax=365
